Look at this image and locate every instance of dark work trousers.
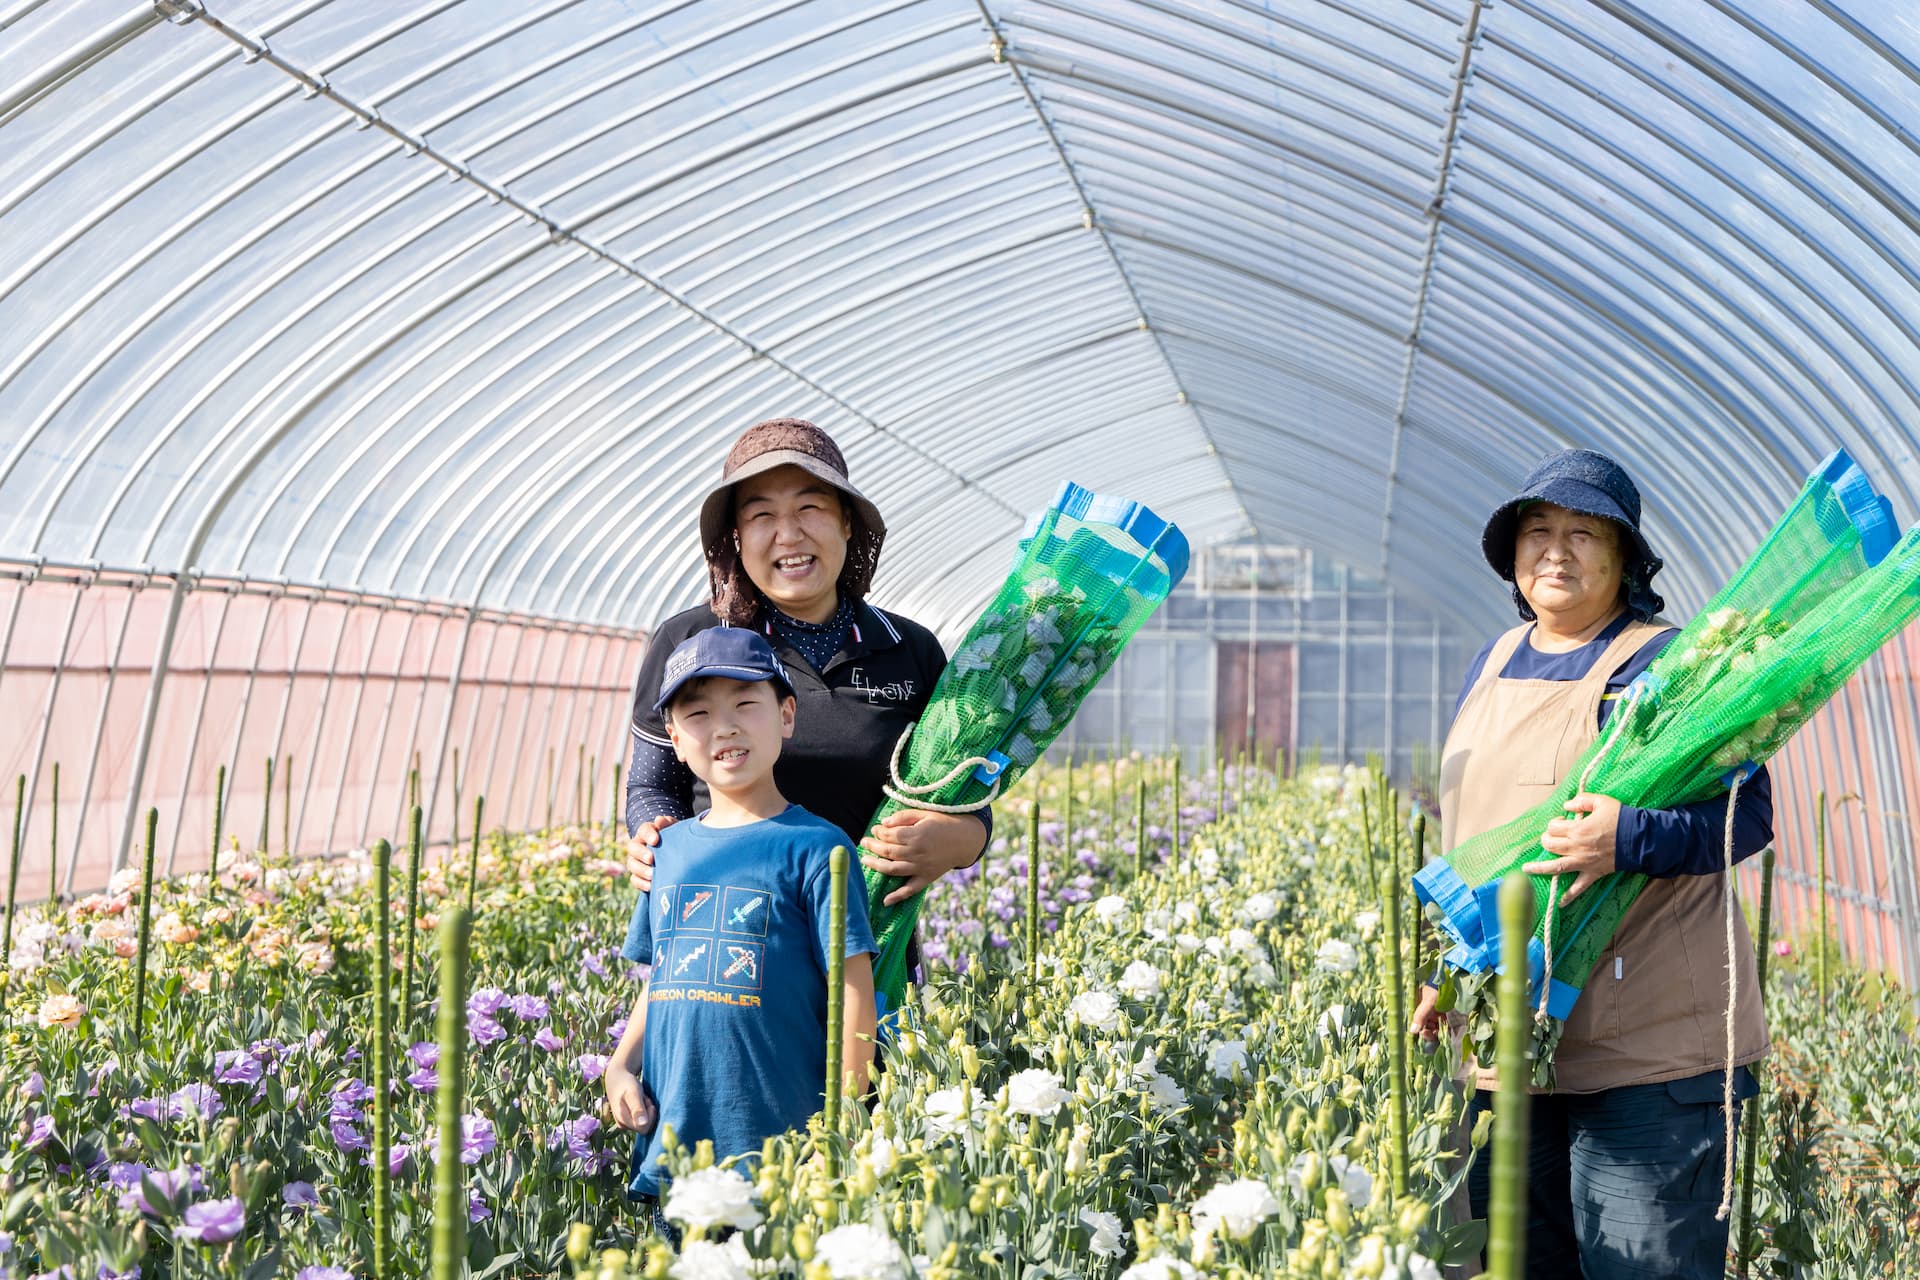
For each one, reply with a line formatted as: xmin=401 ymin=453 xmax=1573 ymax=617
xmin=1466 ymin=1067 xmax=1759 ymax=1279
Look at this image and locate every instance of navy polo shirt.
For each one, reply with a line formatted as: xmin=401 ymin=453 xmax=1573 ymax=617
xmin=625 ymin=601 xmax=990 ymax=854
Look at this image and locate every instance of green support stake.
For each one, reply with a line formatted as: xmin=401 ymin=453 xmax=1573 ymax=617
xmin=1488 ymin=874 xmax=1534 ymax=1280
xmin=371 ymin=837 xmax=393 ymax=1280
xmin=404 ymin=805 xmax=423 ymax=1024
xmin=48 ymin=762 xmax=58 ymax=904
xmin=431 ymin=907 xmax=473 ymax=1280
xmin=610 ymin=761 xmax=622 ymax=838
xmin=577 ymin=743 xmax=587 ymax=827
xmin=544 ymin=748 xmax=556 ymax=834
xmin=465 ymin=795 xmax=484 ymax=916
xmin=1815 ymin=791 xmax=1828 ymax=1016
xmin=1359 ymin=791 xmax=1380 ymax=900
xmin=1384 ymin=814 xmax=1409 ymax=1202
xmin=584 ymin=751 xmax=596 ymax=835
xmin=132 ymin=807 xmax=158 ymax=1038
xmin=1108 ymin=750 xmax=1119 ymax=830
xmin=1134 ymin=777 xmax=1147 ymax=878
xmin=259 ymin=755 xmax=273 ymax=856
xmin=1026 ymin=800 xmax=1042 ymax=984
xmin=1062 ymin=755 xmax=1074 ymax=862
xmin=1215 ymin=751 xmax=1225 ymax=824
xmin=824 ymin=845 xmax=849 ymax=1171
xmin=283 ymin=753 xmax=292 ymax=859
xmin=1169 ymin=753 xmax=1181 ymax=856
xmin=450 ymin=747 xmax=461 ymax=862
xmin=1 ymin=776 xmax=23 ymax=1041
xmin=1735 ymin=846 xmax=1777 ymax=1279
xmin=1410 ymin=811 xmax=1427 ymax=982
xmin=211 ymin=762 xmax=226 ymax=885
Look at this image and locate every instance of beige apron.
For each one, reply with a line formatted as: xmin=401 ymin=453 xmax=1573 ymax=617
xmin=1439 ymin=619 xmax=1768 ymax=1095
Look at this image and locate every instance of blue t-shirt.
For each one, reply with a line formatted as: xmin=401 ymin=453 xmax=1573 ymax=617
xmin=618 ymin=803 xmax=875 ymax=1197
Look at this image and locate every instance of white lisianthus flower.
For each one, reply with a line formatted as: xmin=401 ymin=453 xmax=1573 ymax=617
xmin=1247 ymin=959 xmax=1279 ymax=989
xmin=1117 ymin=960 xmax=1163 ymax=1000
xmin=661 ymin=1166 xmax=763 ymax=1232
xmin=1194 ymin=847 xmax=1221 ymax=881
xmin=1208 ymin=1039 xmax=1248 ymax=1080
xmin=1079 ymin=1208 xmax=1127 ymax=1258
xmin=1203 ymin=936 xmax=1226 ymax=959
xmin=923 ymin=1087 xmax=983 ymax=1137
xmin=1329 ymin=1154 xmax=1374 ymax=1208
xmin=669 ymin=1238 xmax=751 ymax=1280
xmin=1318 ymin=1004 xmax=1347 ymax=1037
xmin=1129 ymin=1048 xmax=1159 ymax=1083
xmin=1002 ymin=1067 xmax=1070 ymax=1118
xmin=1091 ymin=896 xmax=1129 ymax=925
xmin=1315 ymin=938 xmax=1360 ymax=974
xmin=813 ymin=1223 xmax=908 ymax=1280
xmin=1353 ymin=910 xmax=1382 ymax=939
xmin=864 ymin=1132 xmax=896 ymax=1179
xmin=1226 ymin=927 xmax=1263 ymax=958
xmin=1070 ymin=991 xmax=1122 ymax=1032
xmin=1147 ymin=1072 xmax=1186 ymax=1112
xmin=1173 ymin=901 xmax=1201 ymax=927
xmin=1296 ymin=854 xmax=1317 ymax=870
xmin=1189 ymin=1178 xmax=1280 ymax=1241
xmin=1241 ymin=892 xmax=1278 ymax=922
xmin=1174 ymin=933 xmax=1203 ymax=956
xmin=1119 ymin=1258 xmax=1198 ymax=1280
xmin=1392 ymin=1249 xmax=1443 ymax=1280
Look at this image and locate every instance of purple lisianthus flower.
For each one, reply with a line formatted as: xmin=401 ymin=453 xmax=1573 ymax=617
xmin=605 ymin=1016 xmax=628 ymax=1046
xmin=281 ymin=1181 xmax=318 ymax=1209
xmin=506 ymin=993 xmax=548 ymax=1021
xmin=405 ymin=1065 xmax=437 ymax=1093
xmin=332 ymin=1078 xmax=375 ymax=1107
xmin=119 ymin=1165 xmax=199 ymax=1216
xmin=546 ymin=1115 xmax=600 ymax=1160
xmin=94 ymin=1263 xmax=138 ymax=1280
xmin=214 ymin=1050 xmax=262 ymax=1087
xmin=247 ymin=1039 xmax=284 ymax=1064
xmin=329 ymin=1118 xmax=369 ymax=1154
xmin=531 ymin=1027 xmax=564 ymax=1053
xmin=467 ymin=987 xmax=507 ymax=1018
xmin=406 ymin=1042 xmax=438 ymax=1070
xmin=579 ymin=951 xmax=608 ymax=980
xmin=467 ymin=1188 xmax=490 ymax=1223
xmin=167 ymin=1084 xmax=222 ymax=1122
xmin=176 ymin=1197 xmax=246 ymax=1244
xmin=103 ymin=1162 xmax=147 ymax=1191
xmin=372 ymin=1141 xmax=412 ymax=1176
xmin=22 ymin=1071 xmax=45 ymax=1100
xmin=125 ymin=1097 xmax=165 ymax=1122
xmin=576 ymin=1053 xmax=609 ymax=1084
xmin=467 ymin=1011 xmax=506 ymax=1046
xmin=459 ymin=1115 xmax=495 ymax=1165
xmin=26 ymin=1115 xmax=56 ymax=1151
xmin=295 ymin=1269 xmax=352 ymax=1280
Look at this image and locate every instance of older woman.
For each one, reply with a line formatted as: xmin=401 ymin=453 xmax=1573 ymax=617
xmin=1412 ymin=449 xmax=1772 ymax=1279
xmin=622 ymin=419 xmax=990 ymax=908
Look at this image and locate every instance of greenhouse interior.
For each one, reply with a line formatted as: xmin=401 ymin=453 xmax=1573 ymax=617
xmin=2 ymin=1 xmax=1918 ymax=1277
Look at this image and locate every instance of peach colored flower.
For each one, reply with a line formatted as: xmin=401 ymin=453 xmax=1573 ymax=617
xmin=294 ymin=941 xmax=335 ymax=974
xmin=90 ymin=918 xmax=130 ymax=945
xmin=112 ymin=938 xmax=138 ymax=959
xmin=203 ymin=905 xmax=234 ymax=926
xmin=185 ymin=970 xmax=213 ymax=994
xmin=37 ymin=993 xmax=85 ymax=1028
xmin=157 ymin=913 xmax=199 ymax=946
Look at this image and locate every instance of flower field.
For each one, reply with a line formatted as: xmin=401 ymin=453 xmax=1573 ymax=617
xmin=2 ymin=760 xmax=1916 ymax=1279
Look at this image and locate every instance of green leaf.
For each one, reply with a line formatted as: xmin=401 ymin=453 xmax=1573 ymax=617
xmin=243 ymin=1248 xmax=283 ymax=1280
xmin=2 ymin=1182 xmax=44 ymax=1229
xmin=1437 ymin=1217 xmax=1489 ymax=1265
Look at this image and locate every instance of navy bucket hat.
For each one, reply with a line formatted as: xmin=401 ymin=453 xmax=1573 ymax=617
xmin=1481 ymin=448 xmax=1666 ymax=621
xmin=653 ymin=627 xmax=796 ymax=714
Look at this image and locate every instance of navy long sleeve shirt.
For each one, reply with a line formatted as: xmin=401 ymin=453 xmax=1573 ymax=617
xmin=1453 ymin=613 xmax=1773 ymax=877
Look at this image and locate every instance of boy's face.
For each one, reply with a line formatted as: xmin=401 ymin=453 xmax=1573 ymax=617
xmin=664 ymin=676 xmax=795 ymax=789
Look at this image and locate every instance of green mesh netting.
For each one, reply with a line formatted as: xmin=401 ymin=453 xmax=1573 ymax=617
xmin=1414 ymin=450 xmax=1917 ymax=1073
xmin=861 ymin=483 xmax=1188 ymax=1016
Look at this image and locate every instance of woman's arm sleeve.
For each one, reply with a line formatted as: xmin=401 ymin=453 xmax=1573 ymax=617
xmin=1613 ymin=764 xmax=1774 ymax=877
xmin=623 ymin=634 xmax=695 ymax=835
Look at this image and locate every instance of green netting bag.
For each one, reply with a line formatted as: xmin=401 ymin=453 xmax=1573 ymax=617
xmin=861 ymin=482 xmax=1189 ymax=1019
xmin=1414 ymin=449 xmax=1913 ymax=1082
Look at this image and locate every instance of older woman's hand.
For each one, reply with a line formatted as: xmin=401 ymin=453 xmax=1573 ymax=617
xmin=860 ymin=810 xmax=988 ymax=906
xmin=1522 ymin=792 xmax=1622 ymax=903
xmin=623 ymin=817 xmax=677 ymax=892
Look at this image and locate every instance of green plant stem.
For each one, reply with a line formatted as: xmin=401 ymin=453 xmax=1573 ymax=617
xmin=1384 ymin=813 xmax=1409 ymax=1201
xmin=610 ymin=761 xmax=622 ymax=837
xmin=1410 ymin=811 xmax=1426 ymax=982
xmin=48 ymin=762 xmax=58 ymax=903
xmin=466 ymin=795 xmax=485 ymax=916
xmin=259 ymin=755 xmax=273 ymax=855
xmin=1734 ymin=847 xmax=1776 ymax=1279
xmin=1026 ymin=800 xmax=1042 ymax=984
xmin=404 ymin=804 xmax=423 ymax=1025
xmin=1134 ymin=777 xmax=1146 ymax=878
xmin=371 ymin=837 xmax=393 ymax=1280
xmin=1816 ymin=791 xmax=1828 ymax=1017
xmin=1063 ymin=756 xmax=1073 ymax=863
xmin=450 ymin=748 xmax=461 ymax=858
xmin=1169 ymin=754 xmax=1180 ymax=856
xmin=211 ymin=763 xmax=226 ymax=885
xmin=132 ymin=807 xmax=158 ymax=1036
xmin=1488 ymin=873 xmax=1533 ymax=1280
xmin=1 ymin=775 xmax=22 ymax=1042
xmin=825 ymin=845 xmax=848 ymax=1171
xmin=432 ymin=907 xmax=473 ymax=1280
xmin=283 ymin=752 xmax=292 ymax=858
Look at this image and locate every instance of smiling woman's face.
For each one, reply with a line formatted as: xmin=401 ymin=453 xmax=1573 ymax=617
xmin=732 ymin=464 xmax=852 ymax=623
xmin=1513 ymin=502 xmax=1625 ymax=627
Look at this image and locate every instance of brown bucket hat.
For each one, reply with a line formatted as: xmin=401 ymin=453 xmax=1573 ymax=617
xmin=698 ymin=419 xmax=887 ymax=622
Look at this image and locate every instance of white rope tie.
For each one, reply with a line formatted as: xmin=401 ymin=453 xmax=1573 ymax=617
xmin=879 ymin=723 xmax=1005 ymax=814
xmin=1538 ymin=684 xmax=1643 ymax=1024
xmin=1715 ymin=769 xmax=1747 ymax=1221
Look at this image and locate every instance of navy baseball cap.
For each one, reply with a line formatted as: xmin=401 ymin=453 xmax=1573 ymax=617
xmin=653 ymin=628 xmax=796 ymax=713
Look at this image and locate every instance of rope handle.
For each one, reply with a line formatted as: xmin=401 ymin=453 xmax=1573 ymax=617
xmin=1715 ymin=769 xmax=1747 ymax=1221
xmin=880 ymin=723 xmax=1005 ymax=814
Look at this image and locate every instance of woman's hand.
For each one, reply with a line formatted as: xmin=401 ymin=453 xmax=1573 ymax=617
xmin=1410 ymin=985 xmax=1442 ymax=1044
xmin=859 ymin=810 xmax=988 ymax=906
xmin=1522 ymin=792 xmax=1622 ymax=904
xmin=623 ymin=817 xmax=678 ymax=892
xmin=604 ymin=1063 xmax=655 ymax=1133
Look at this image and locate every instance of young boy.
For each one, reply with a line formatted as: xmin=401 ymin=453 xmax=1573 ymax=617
xmin=604 ymin=627 xmax=876 ymax=1226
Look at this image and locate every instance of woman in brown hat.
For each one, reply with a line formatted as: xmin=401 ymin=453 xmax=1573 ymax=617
xmin=621 ymin=419 xmax=991 ymax=909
